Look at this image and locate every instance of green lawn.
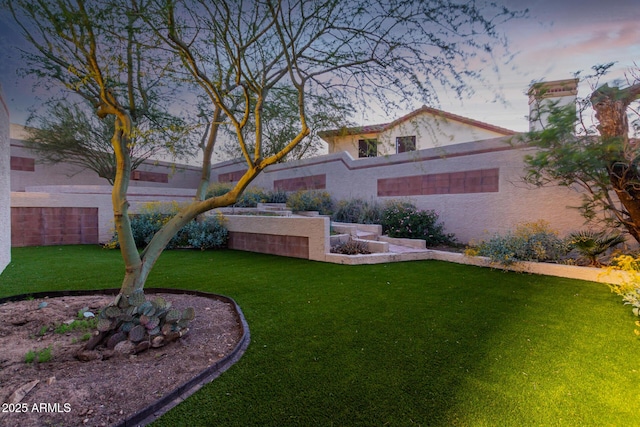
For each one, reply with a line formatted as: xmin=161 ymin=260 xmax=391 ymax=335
xmin=1 ymin=246 xmax=639 ymax=426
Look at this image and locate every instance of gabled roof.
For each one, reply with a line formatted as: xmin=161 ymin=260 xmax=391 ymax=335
xmin=319 ymin=105 xmax=517 ymax=138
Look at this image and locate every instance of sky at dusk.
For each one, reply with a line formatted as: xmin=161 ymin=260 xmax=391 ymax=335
xmin=0 ymin=0 xmax=638 ymax=135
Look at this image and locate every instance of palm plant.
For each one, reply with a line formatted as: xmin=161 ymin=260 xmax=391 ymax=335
xmin=567 ymin=230 xmax=626 ymax=266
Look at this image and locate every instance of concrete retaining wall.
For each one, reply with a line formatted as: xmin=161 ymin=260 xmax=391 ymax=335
xmin=0 ymin=86 xmax=9 ymax=273
xmin=223 ymin=214 xmax=330 ymax=261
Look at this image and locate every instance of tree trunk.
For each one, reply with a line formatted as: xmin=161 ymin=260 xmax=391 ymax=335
xmin=591 ymin=83 xmax=640 ymax=243
xmin=196 ymin=107 xmax=222 ymax=201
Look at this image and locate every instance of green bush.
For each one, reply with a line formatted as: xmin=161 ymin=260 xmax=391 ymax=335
xmin=475 ymin=220 xmax=568 ymax=266
xmin=286 ymin=190 xmax=334 ymax=215
xmin=206 ymin=183 xmax=287 ymax=206
xmin=182 ymin=215 xmax=229 ymax=250
xmin=567 ymin=230 xmax=625 ymax=266
xmin=107 ymin=203 xmax=228 ymax=250
xmin=266 ymin=189 xmax=288 ymax=204
xmin=332 ymin=198 xmax=384 ymax=224
xmin=205 ymin=182 xmax=233 ymax=198
xmin=236 ymin=187 xmax=270 ymax=207
xmin=606 ymin=255 xmax=640 ymax=335
xmin=381 ymin=202 xmax=455 ymax=246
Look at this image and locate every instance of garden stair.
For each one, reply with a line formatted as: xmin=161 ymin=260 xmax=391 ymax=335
xmin=330 ymin=222 xmax=428 ymax=255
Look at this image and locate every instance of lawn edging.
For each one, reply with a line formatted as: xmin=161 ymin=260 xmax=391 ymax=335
xmin=428 ymin=250 xmax=632 ymax=285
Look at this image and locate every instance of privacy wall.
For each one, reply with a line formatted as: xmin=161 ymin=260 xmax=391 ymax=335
xmin=211 ymin=137 xmax=587 ymax=243
xmin=0 ymin=86 xmax=10 ymax=272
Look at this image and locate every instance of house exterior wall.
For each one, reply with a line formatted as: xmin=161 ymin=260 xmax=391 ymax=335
xmin=327 ymin=112 xmax=509 ymax=158
xmin=10 ymin=124 xmax=203 ymax=192
xmin=0 ymin=86 xmax=10 ymax=273
xmin=528 ymin=79 xmax=579 ymax=132
xmin=376 ymin=113 xmax=509 ymax=156
xmin=212 ymin=137 xmax=587 ymax=243
xmin=326 ymin=131 xmax=380 ymax=158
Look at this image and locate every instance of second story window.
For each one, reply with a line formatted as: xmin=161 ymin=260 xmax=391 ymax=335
xmin=396 ymin=136 xmax=416 ymax=153
xmin=358 ymin=139 xmax=378 ymax=158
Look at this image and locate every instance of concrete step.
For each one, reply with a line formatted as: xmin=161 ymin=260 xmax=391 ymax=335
xmin=257 ymin=203 xmax=288 ymax=211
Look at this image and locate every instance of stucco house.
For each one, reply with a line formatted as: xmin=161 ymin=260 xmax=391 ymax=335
xmin=319 ymin=105 xmax=517 ymax=159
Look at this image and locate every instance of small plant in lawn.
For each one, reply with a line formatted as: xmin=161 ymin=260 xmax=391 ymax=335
xmin=25 ymin=346 xmax=52 ymax=364
xmin=72 ymin=333 xmax=93 ymax=344
xmin=38 ymin=325 xmax=49 ymax=336
xmin=54 ymin=318 xmax=98 ymax=334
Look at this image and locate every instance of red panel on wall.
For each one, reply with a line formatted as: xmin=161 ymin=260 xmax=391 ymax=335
xmin=377 ymin=168 xmax=499 ymax=197
xmin=228 ymin=232 xmax=309 ymax=259
xmin=218 ymin=170 xmax=247 ymax=183
xmin=131 ymin=170 xmax=169 ymax=183
xmin=10 ymin=156 xmax=35 ymax=171
xmin=273 ymin=174 xmax=326 ymax=191
xmin=11 ymin=207 xmax=99 ymax=247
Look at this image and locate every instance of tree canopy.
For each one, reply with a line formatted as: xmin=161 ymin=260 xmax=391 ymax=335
xmin=524 ymin=65 xmax=640 ymax=242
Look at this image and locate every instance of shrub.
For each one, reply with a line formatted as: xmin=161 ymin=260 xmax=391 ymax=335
xmin=266 ymin=189 xmax=288 ymax=204
xmin=181 ymin=214 xmax=229 ymax=250
xmin=205 ymin=182 xmax=233 ymax=198
xmin=475 ymin=220 xmax=568 ymax=266
xmin=206 ymin=183 xmax=287 ymax=206
xmin=107 ymin=203 xmax=228 ymax=250
xmin=381 ymin=202 xmax=455 ymax=246
xmin=330 ymin=239 xmax=371 ymax=255
xmin=567 ymin=230 xmax=625 ymax=266
xmin=332 ymin=198 xmax=384 ymax=224
xmin=607 ymin=255 xmax=640 ymax=335
xmin=235 ymin=187 xmax=270 ymax=207
xmin=286 ymin=190 xmax=334 ymax=215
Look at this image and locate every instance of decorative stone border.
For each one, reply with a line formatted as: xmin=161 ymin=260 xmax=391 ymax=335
xmin=0 ymin=288 xmax=251 ymax=427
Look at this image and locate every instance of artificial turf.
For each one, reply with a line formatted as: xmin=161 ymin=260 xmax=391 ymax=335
xmin=1 ymin=245 xmax=639 ymax=426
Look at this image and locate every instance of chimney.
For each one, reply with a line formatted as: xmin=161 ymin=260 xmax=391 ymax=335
xmin=527 ymin=78 xmax=578 ymax=132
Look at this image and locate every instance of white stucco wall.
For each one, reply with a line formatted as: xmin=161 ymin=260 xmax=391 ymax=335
xmin=0 ymin=85 xmax=10 ymax=273
xmin=376 ymin=113 xmax=509 ymax=155
xmin=213 ymin=137 xmax=588 ymax=244
xmin=9 ymin=124 xmax=202 ymax=192
xmin=11 ymin=186 xmax=199 ymax=243
xmin=327 ymin=111 xmax=510 ymax=158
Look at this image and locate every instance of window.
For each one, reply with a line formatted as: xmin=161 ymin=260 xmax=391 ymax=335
xmin=358 ymin=139 xmax=378 ymax=158
xmin=396 ymin=136 xmax=416 ymax=153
